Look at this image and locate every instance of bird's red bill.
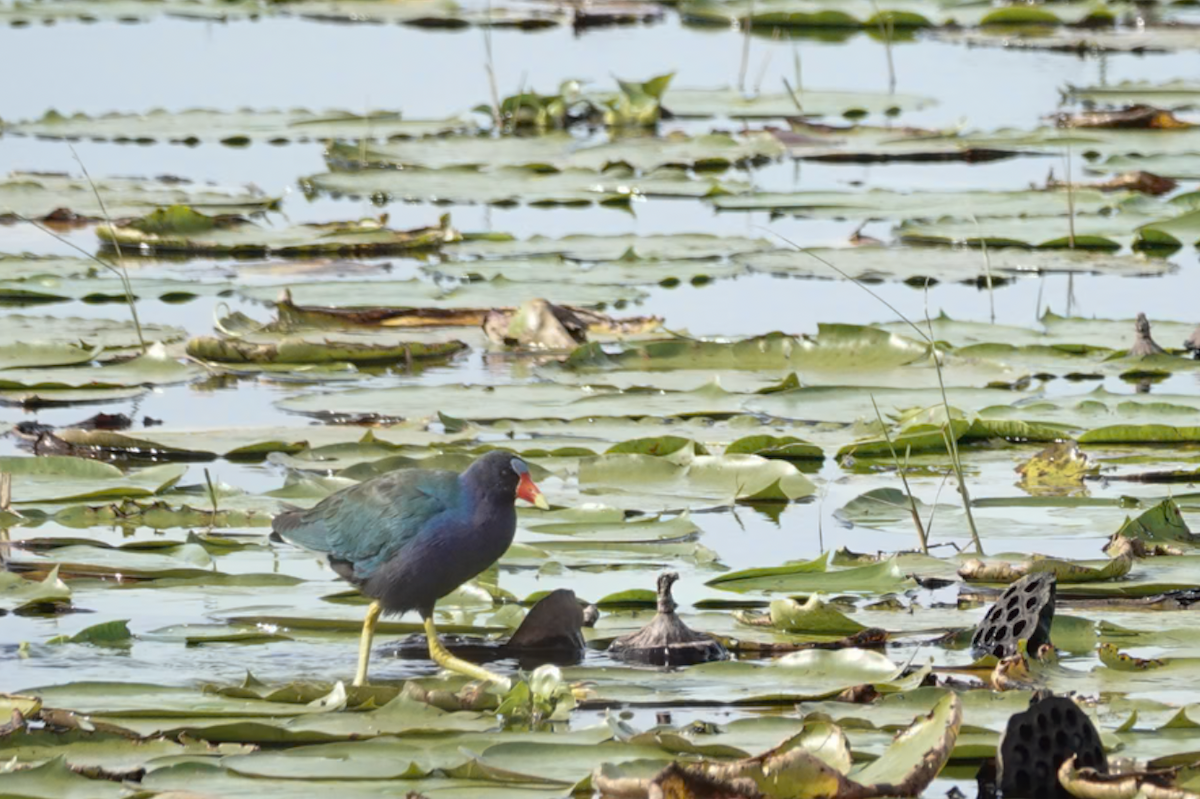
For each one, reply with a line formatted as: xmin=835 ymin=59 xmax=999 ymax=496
xmin=517 ymin=472 xmax=549 ymax=509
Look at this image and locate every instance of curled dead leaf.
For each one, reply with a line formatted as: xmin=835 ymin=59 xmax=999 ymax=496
xmin=1054 ymin=104 xmax=1193 ymax=130
xmin=1105 ymin=534 xmax=1185 ymax=559
xmin=1057 ymin=755 xmax=1200 ymax=799
xmin=1045 ymin=170 xmax=1177 ymax=197
xmin=596 ymin=693 xmax=961 ymax=799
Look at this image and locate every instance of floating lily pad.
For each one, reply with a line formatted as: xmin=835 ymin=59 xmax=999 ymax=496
xmin=327 ymin=130 xmax=784 ymax=172
xmin=278 ymin=0 xmax=564 ymax=27
xmin=1 ymin=108 xmax=473 ymax=146
xmin=682 ymin=0 xmax=1114 ymax=30
xmin=0 ymin=342 xmax=100 ymax=370
xmin=707 ymin=551 xmax=918 ymax=594
xmin=938 ymin=27 xmax=1200 ymax=54
xmin=0 ymin=349 xmax=201 ymax=391
xmin=578 ymin=452 xmax=817 ymax=508
xmin=302 ymin=165 xmax=746 ymax=206
xmin=0 ymin=274 xmax=232 ymax=305
xmin=712 ymin=187 xmax=1133 ymax=219
xmin=0 ymin=310 xmax=186 ymax=350
xmin=736 ymin=246 xmax=1171 ymax=284
xmin=565 ymin=326 xmax=930 ymax=376
xmin=897 ymin=212 xmax=1155 ymax=251
xmin=0 ymin=568 xmax=70 ymax=612
xmin=239 ymin=275 xmax=644 ymax=309
xmin=98 ymin=207 xmax=463 ymax=257
xmin=661 ymin=87 xmax=935 ymax=119
xmin=0 ymin=171 xmax=278 ymax=221
xmin=1066 ymin=79 xmax=1200 ymax=109
xmin=423 ymin=254 xmax=746 ymax=288
xmin=186 ymin=336 xmax=468 ymax=365
xmin=446 ymin=232 xmax=772 ymax=261
xmin=0 ymin=457 xmax=186 ymax=504
xmin=278 ymin=381 xmax=751 ymax=421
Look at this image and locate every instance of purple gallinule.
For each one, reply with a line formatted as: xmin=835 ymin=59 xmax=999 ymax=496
xmin=272 ymin=450 xmax=549 ymax=688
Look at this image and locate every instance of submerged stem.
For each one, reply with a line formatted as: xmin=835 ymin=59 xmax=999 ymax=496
xmin=870 ymin=395 xmax=928 ymax=554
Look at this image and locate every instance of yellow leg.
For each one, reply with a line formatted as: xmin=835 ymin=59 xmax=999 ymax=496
xmin=353 ymin=601 xmax=383 ymax=688
xmin=424 ymin=615 xmax=511 ymax=691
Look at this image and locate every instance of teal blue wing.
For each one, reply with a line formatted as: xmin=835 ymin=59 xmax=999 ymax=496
xmin=272 ymin=469 xmax=459 ymax=581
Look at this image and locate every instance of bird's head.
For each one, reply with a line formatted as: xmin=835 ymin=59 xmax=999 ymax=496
xmin=468 ymin=450 xmax=550 ymax=510
xmin=510 ymin=457 xmax=550 ymax=510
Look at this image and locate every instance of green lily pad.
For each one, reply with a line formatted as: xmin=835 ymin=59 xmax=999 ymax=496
xmin=712 ymin=187 xmax=1133 ymax=219
xmin=0 ymin=349 xmax=202 ymax=391
xmin=446 ymin=232 xmax=772 ymax=261
xmin=302 ymin=165 xmax=746 ymax=207
xmin=278 ymin=381 xmax=751 ymax=422
xmin=423 ymin=254 xmax=746 ymax=289
xmin=897 ymin=213 xmax=1150 ymax=251
xmin=0 ymin=171 xmax=278 ymax=220
xmin=0 ymin=756 xmax=126 ymax=799
xmin=0 ymin=274 xmax=232 ymax=305
xmin=98 ymin=207 xmax=463 ymax=257
xmin=707 ymin=551 xmax=919 ymax=594
xmin=662 ymin=87 xmax=934 ymax=119
xmin=736 ymin=246 xmax=1171 ymax=285
xmin=0 ymin=567 xmax=70 ymax=612
xmin=47 ymin=619 xmax=133 ymax=646
xmin=1 ymin=108 xmax=473 ymax=146
xmin=938 ymin=27 xmax=1200 ymax=55
xmin=1065 ymin=79 xmax=1200 ymax=109
xmin=238 ymin=275 xmax=646 ymax=309
xmin=327 ymin=130 xmax=784 ymax=172
xmin=186 ymin=336 xmax=468 ymax=366
xmin=1 ymin=458 xmax=186 ymax=504
xmin=565 ymin=326 xmax=930 ymax=375
xmin=0 ymin=310 xmax=186 ymax=350
xmin=749 ymin=595 xmax=869 ymax=635
xmin=681 ymin=0 xmax=1112 ymax=30
xmin=0 ymin=342 xmax=100 ymax=370
xmin=577 ymin=452 xmax=817 ymax=508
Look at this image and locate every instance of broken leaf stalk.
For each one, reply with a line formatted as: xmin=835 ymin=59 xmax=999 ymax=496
xmin=870 ymin=394 xmax=929 ymax=554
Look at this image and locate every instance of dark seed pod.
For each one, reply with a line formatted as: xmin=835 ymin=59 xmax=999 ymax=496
xmin=607 ymin=572 xmax=727 ymax=666
xmin=997 ymin=694 xmax=1107 ymax=798
xmin=971 ymin=572 xmax=1055 ymax=659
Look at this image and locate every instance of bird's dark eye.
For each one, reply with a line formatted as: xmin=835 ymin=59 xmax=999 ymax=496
xmin=510 ymin=458 xmax=528 ymax=476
